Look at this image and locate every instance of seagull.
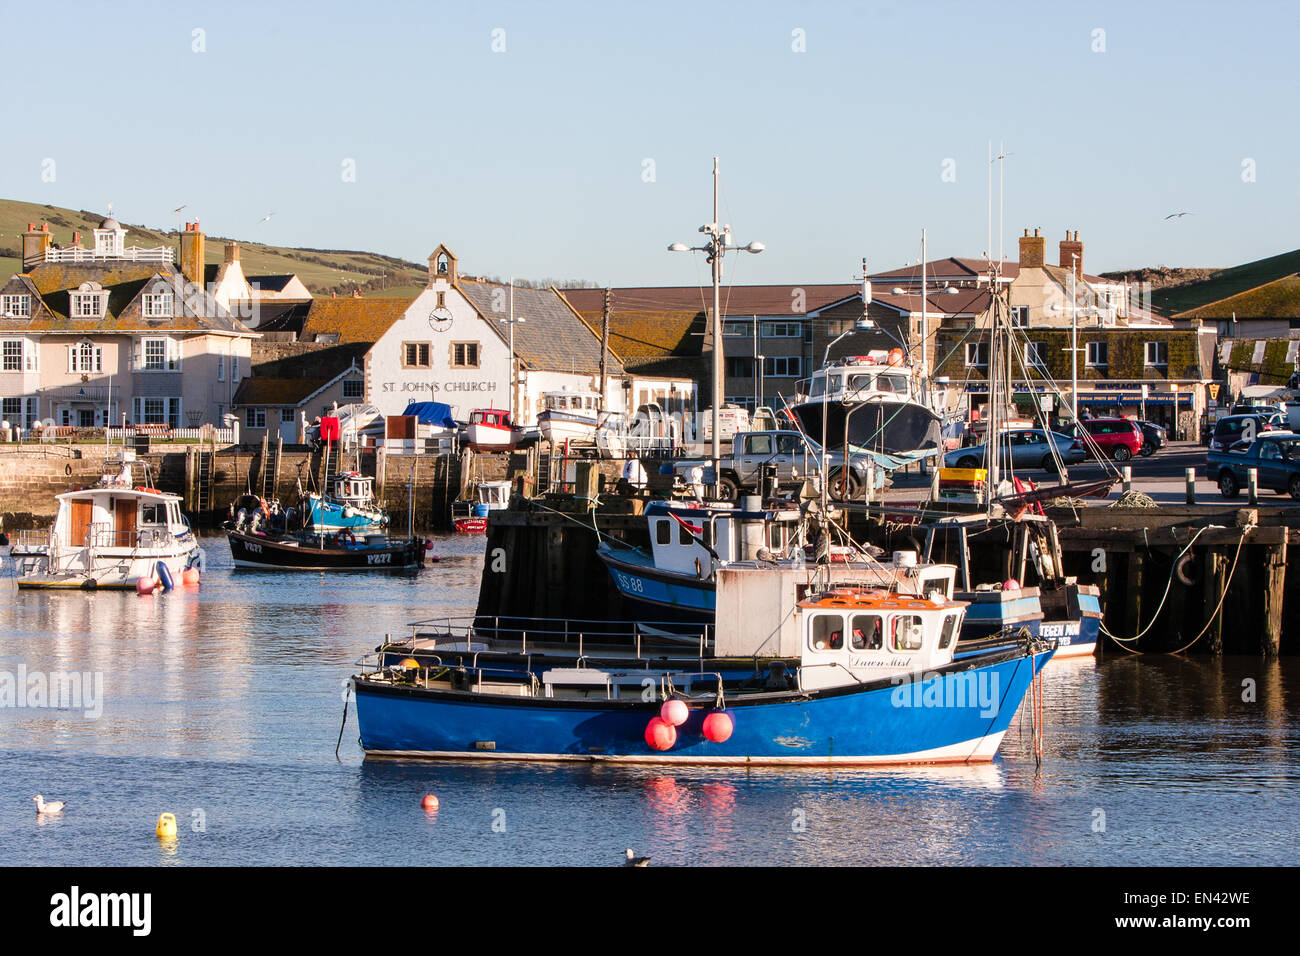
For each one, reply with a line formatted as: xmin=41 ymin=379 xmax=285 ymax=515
xmin=623 ymin=848 xmax=650 ymax=867
xmin=33 ymin=794 xmax=66 ymax=815
xmin=173 ymin=204 xmax=187 ymax=214
xmin=1164 ymin=212 xmax=1192 ymax=219
xmin=259 ymin=213 xmax=275 ymax=224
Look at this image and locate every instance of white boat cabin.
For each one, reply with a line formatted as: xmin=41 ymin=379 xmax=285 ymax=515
xmin=645 ymin=505 xmax=799 ymax=574
xmin=542 ymin=391 xmax=600 ymax=418
xmin=475 ymin=480 xmax=512 ymax=510
xmin=806 ymin=352 xmax=918 ymax=402
xmin=332 ymin=472 xmax=376 ymax=508
xmin=795 ymin=588 xmax=967 ymax=690
xmin=51 ymin=485 xmax=187 ymax=552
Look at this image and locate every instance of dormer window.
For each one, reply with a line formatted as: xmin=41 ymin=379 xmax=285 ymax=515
xmin=142 ymin=293 xmax=174 ymax=318
xmin=1 ymin=294 xmax=31 ymax=317
xmin=70 ymin=282 xmax=108 ymax=319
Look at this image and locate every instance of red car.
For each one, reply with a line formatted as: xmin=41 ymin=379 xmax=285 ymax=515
xmin=1071 ymin=418 xmax=1144 ymax=461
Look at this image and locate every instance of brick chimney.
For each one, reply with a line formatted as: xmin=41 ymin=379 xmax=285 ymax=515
xmin=1059 ymin=230 xmax=1083 ymax=278
xmin=1018 ymin=227 xmax=1046 ymax=269
xmin=179 ymin=221 xmax=205 ymax=288
xmin=224 ymin=241 xmax=240 ymax=264
xmin=21 ymin=222 xmax=52 ymax=269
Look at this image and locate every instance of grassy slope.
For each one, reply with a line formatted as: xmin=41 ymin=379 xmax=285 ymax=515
xmin=1147 ymin=249 xmax=1300 ymax=316
xmin=0 ymin=198 xmax=427 ymax=297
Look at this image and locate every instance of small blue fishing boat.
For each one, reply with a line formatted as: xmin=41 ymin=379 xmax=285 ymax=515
xmin=302 ymin=472 xmax=389 ymax=534
xmin=351 ymin=571 xmax=1055 ymax=766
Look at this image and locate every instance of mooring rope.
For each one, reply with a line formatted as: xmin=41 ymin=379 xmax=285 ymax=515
xmin=1100 ymin=525 xmax=1209 ymax=645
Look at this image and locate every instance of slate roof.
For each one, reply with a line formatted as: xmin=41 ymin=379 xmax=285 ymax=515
xmin=458 ymin=280 xmax=623 ymax=376
xmin=232 ymin=376 xmax=334 ymax=407
xmin=0 ymin=262 xmax=253 ymax=335
xmin=563 ymin=284 xmax=861 ymax=317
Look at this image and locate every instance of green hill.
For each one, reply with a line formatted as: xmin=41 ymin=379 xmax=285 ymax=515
xmin=1146 ymin=249 xmax=1300 ymax=317
xmin=0 ymin=198 xmax=428 ymax=297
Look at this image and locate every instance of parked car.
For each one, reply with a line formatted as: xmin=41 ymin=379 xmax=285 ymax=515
xmin=1208 ymin=413 xmax=1282 ymax=452
xmin=1207 ymin=431 xmax=1300 ymax=499
xmin=1063 ymin=418 xmax=1144 ymax=461
xmin=1135 ymin=420 xmax=1167 ymax=457
xmin=944 ymin=428 xmax=1086 ymax=473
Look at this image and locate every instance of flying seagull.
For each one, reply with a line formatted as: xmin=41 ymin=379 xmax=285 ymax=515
xmin=623 ymin=848 xmax=650 ymax=867
xmin=259 ymin=213 xmax=275 ymax=224
xmin=1164 ymin=212 xmax=1192 ymax=219
xmin=173 ymin=204 xmax=187 ymax=214
xmin=33 ymin=794 xmax=66 ymax=815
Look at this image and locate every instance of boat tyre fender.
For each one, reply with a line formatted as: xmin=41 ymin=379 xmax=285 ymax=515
xmin=1174 ymin=552 xmax=1197 ymax=587
xmin=338 ymin=530 xmax=357 ymax=549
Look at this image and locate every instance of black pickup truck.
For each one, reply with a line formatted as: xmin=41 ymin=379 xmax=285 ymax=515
xmin=1207 ymin=431 xmax=1300 ymax=499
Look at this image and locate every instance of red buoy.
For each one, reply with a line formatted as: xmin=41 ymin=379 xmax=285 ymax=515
xmin=702 ymin=711 xmax=734 ymax=743
xmin=421 ymin=793 xmax=439 ymax=810
xmin=644 ymin=717 xmax=676 ymax=751
xmin=660 ymin=699 xmax=688 ymax=727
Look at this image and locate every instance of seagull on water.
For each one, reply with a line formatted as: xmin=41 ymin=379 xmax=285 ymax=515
xmin=624 ymin=848 xmax=650 ymax=867
xmin=1164 ymin=212 xmax=1192 ymax=219
xmin=33 ymin=794 xmax=66 ymax=815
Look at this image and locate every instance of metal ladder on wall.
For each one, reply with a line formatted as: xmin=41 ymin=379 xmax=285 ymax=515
xmin=261 ymin=434 xmax=282 ymax=502
xmin=318 ymin=440 xmax=341 ymax=495
xmin=535 ymin=446 xmax=552 ymax=494
xmin=195 ymin=440 xmax=215 ymax=515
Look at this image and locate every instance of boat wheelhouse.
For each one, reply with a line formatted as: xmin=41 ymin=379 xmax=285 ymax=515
xmin=11 ymin=457 xmax=200 ymax=590
xmin=302 ymin=472 xmax=389 ymax=533
xmin=466 ymin=408 xmax=519 ymax=451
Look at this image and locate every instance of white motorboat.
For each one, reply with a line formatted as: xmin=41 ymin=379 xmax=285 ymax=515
xmin=10 ymin=455 xmax=201 ymax=590
xmin=537 ymin=390 xmax=601 ymax=446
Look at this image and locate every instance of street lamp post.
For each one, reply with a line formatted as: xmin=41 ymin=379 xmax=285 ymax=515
xmin=502 ymin=279 xmax=526 ymax=422
xmin=668 ymin=157 xmax=764 ymax=484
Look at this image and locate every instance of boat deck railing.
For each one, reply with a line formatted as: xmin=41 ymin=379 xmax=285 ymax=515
xmin=391 ymin=614 xmax=714 ymax=662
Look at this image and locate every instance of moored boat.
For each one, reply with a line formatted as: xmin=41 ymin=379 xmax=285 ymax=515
xmin=451 ymin=480 xmax=511 ymax=534
xmin=466 ymin=408 xmax=521 ymax=451
xmin=10 ymin=455 xmax=201 ymax=590
xmin=537 ymin=390 xmax=601 ymax=445
xmin=226 ymin=525 xmax=429 ymax=570
xmin=351 ymin=578 xmax=1054 ymax=765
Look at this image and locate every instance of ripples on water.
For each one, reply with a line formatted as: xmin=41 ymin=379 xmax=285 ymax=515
xmin=1 ymin=535 xmax=1297 ymax=865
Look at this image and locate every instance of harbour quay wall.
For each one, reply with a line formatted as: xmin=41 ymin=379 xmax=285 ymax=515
xmin=0 ymin=444 xmax=519 ymax=533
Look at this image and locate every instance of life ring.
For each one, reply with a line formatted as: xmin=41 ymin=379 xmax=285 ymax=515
xmin=1174 ymin=552 xmax=1197 ymax=587
xmin=337 ymin=530 xmax=357 ymax=549
xmin=64 ymin=463 xmax=72 ymax=476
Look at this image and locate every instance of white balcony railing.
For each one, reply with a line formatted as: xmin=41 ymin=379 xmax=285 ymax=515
xmin=44 ymin=247 xmax=174 ymax=264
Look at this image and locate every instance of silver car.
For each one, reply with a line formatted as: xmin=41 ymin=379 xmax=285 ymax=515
xmin=944 ymin=428 xmax=1086 ymax=473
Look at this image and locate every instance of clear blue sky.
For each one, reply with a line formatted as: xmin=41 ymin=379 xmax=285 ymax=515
xmin=6 ymin=0 xmax=1296 ymax=284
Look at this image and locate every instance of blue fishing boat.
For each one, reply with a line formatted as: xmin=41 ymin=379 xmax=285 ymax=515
xmin=351 ymin=574 xmax=1055 ymax=766
xmin=302 ymin=472 xmax=390 ymax=534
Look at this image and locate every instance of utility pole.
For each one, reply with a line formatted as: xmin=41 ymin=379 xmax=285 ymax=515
xmin=1070 ymin=253 xmax=1079 ymax=422
xmin=599 ymin=287 xmax=611 ymax=412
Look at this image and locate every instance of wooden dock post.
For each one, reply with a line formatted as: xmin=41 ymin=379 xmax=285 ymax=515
xmin=1202 ymin=550 xmax=1225 ymax=654
xmin=1121 ymin=465 xmax=1132 ymax=494
xmin=1185 ymin=467 xmax=1196 ymax=505
xmin=1262 ymin=538 xmax=1287 ymax=657
xmin=1125 ymin=549 xmax=1145 ymax=638
xmin=1248 ymin=467 xmax=1258 ymax=505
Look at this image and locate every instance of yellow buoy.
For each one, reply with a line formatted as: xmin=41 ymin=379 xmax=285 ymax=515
xmin=156 ymin=812 xmax=177 ymax=838
xmin=398 ymin=658 xmax=420 ymax=669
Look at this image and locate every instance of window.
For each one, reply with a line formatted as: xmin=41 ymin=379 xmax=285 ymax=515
xmin=678 ymin=522 xmax=694 ymax=546
xmin=1145 ymin=341 xmax=1168 ymax=367
xmin=2 ymin=397 xmax=20 ymax=422
xmin=436 ymin=291 xmax=446 ymax=308
xmin=1 ymin=396 xmax=37 ymax=430
xmin=403 ymin=342 xmax=431 ymax=369
xmin=1086 ymin=341 xmax=1108 ymax=368
xmin=232 ymin=355 xmax=240 ymax=382
xmin=965 ymin=342 xmax=988 ymax=368
xmin=722 ymin=322 xmax=748 ymax=337
xmin=938 ymin=614 xmax=958 ymax=650
xmin=762 ymin=322 xmax=801 ymax=338
xmin=1024 ymin=342 xmax=1047 ymax=370
xmin=245 ymin=407 xmax=266 ymax=428
xmin=141 ymin=338 xmax=179 ymax=371
xmin=763 ymin=356 xmax=801 ymax=377
xmin=133 ymin=396 xmax=181 ymax=428
xmin=810 ymin=614 xmax=844 ymax=652
xmin=1011 ymin=306 xmax=1029 ymax=328
xmin=655 ymin=519 xmax=671 ymax=546
xmin=725 ymin=357 xmax=751 ymax=378
xmin=891 ymin=615 xmax=925 ymax=651
xmin=3 ymin=340 xmax=22 ymax=372
xmin=141 ymin=293 xmax=174 ymax=318
xmin=1 ymin=294 xmax=31 ymax=317
xmin=68 ymin=341 xmax=103 ymax=374
xmin=142 ymin=503 xmax=164 ymax=525
xmin=850 ymin=614 xmax=883 ymax=650
xmin=746 ymin=434 xmax=774 ymax=455
xmin=217 ymin=355 xmax=224 ymax=382
xmin=342 ymin=379 xmax=363 ymax=399
xmin=450 ymin=342 xmax=480 ymax=368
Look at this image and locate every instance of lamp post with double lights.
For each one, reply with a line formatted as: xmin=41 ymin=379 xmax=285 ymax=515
xmin=668 ymin=157 xmax=764 ymax=484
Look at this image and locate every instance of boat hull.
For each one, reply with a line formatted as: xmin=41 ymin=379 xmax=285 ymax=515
xmin=791 ymin=398 xmax=941 ymax=455
xmin=354 ymin=645 xmax=1052 ymax=766
xmin=226 ymin=528 xmax=426 ymax=570
xmin=538 ymin=410 xmax=598 ymax=446
xmin=15 ymin=542 xmax=200 ymax=590
xmin=597 ymin=544 xmax=715 ymax=625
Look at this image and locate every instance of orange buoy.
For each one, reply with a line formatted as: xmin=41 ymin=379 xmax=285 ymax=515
xmin=181 ymin=567 xmax=200 ymax=586
xmin=660 ymin=699 xmax=688 ymax=727
xmin=702 ymin=711 xmax=734 ymax=743
xmin=644 ymin=717 xmax=677 ymax=751
xmin=421 ymin=794 xmax=439 ymax=810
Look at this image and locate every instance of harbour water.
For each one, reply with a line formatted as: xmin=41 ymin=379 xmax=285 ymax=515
xmin=1 ymin=534 xmax=1296 ymax=866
